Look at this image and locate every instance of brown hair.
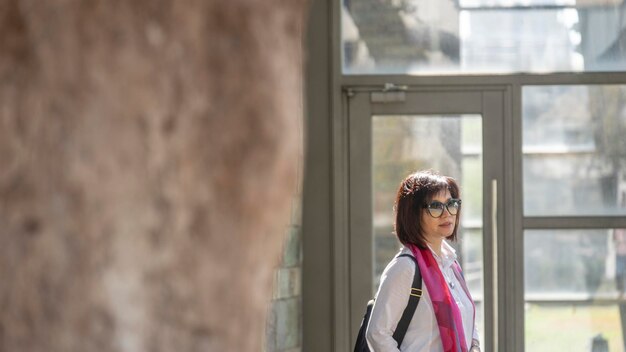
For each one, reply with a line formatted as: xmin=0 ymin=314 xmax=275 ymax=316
xmin=394 ymin=170 xmax=461 ymax=248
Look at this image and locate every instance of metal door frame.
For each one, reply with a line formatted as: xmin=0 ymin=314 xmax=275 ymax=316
xmin=340 ymin=87 xmax=512 ymax=352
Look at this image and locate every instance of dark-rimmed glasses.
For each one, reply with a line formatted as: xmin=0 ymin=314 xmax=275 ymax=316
xmin=423 ymin=199 xmax=462 ymax=218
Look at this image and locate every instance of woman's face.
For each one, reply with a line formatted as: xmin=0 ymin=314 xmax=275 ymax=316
xmin=420 ymin=189 xmax=456 ymax=244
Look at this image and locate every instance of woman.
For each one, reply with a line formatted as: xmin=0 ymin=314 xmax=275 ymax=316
xmin=366 ymin=170 xmax=480 ymax=352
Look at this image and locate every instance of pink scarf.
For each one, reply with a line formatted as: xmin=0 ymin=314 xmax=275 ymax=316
xmin=409 ymin=244 xmax=474 ymax=352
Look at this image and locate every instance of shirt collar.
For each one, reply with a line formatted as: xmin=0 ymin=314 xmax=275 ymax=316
xmin=427 ymin=240 xmax=457 ymax=268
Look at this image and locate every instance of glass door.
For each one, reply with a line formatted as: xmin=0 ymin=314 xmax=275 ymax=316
xmin=347 ymin=88 xmax=507 ymax=352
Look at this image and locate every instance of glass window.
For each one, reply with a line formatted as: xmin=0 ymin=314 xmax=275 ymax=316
xmin=522 ymin=85 xmax=626 ymax=216
xmin=342 ymin=0 xmax=626 ymax=74
xmin=372 ymin=115 xmax=483 ymax=286
xmin=526 ymin=304 xmax=625 ymax=352
xmin=524 ymin=229 xmax=626 ymax=352
xmin=525 ymin=229 xmax=616 ymax=296
xmin=372 ymin=115 xmax=484 ymax=342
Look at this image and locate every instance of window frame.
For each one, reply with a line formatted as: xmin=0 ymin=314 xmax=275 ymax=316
xmin=301 ymin=0 xmax=626 ymax=351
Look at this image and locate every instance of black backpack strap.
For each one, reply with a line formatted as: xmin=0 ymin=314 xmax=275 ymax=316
xmin=392 ymin=253 xmax=422 ymax=348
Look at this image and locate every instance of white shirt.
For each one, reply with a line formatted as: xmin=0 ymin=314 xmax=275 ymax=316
xmin=366 ymin=242 xmax=479 ymax=352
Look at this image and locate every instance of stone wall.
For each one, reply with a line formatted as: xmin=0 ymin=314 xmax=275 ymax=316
xmin=265 ymin=193 xmax=303 ymax=352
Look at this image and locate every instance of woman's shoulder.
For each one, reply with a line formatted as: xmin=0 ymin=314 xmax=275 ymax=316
xmin=376 ymin=249 xmax=418 ymax=295
xmin=382 ymin=248 xmax=417 ymax=277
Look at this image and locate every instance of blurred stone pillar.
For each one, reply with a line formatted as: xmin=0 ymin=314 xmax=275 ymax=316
xmin=0 ymin=0 xmax=308 ymax=351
